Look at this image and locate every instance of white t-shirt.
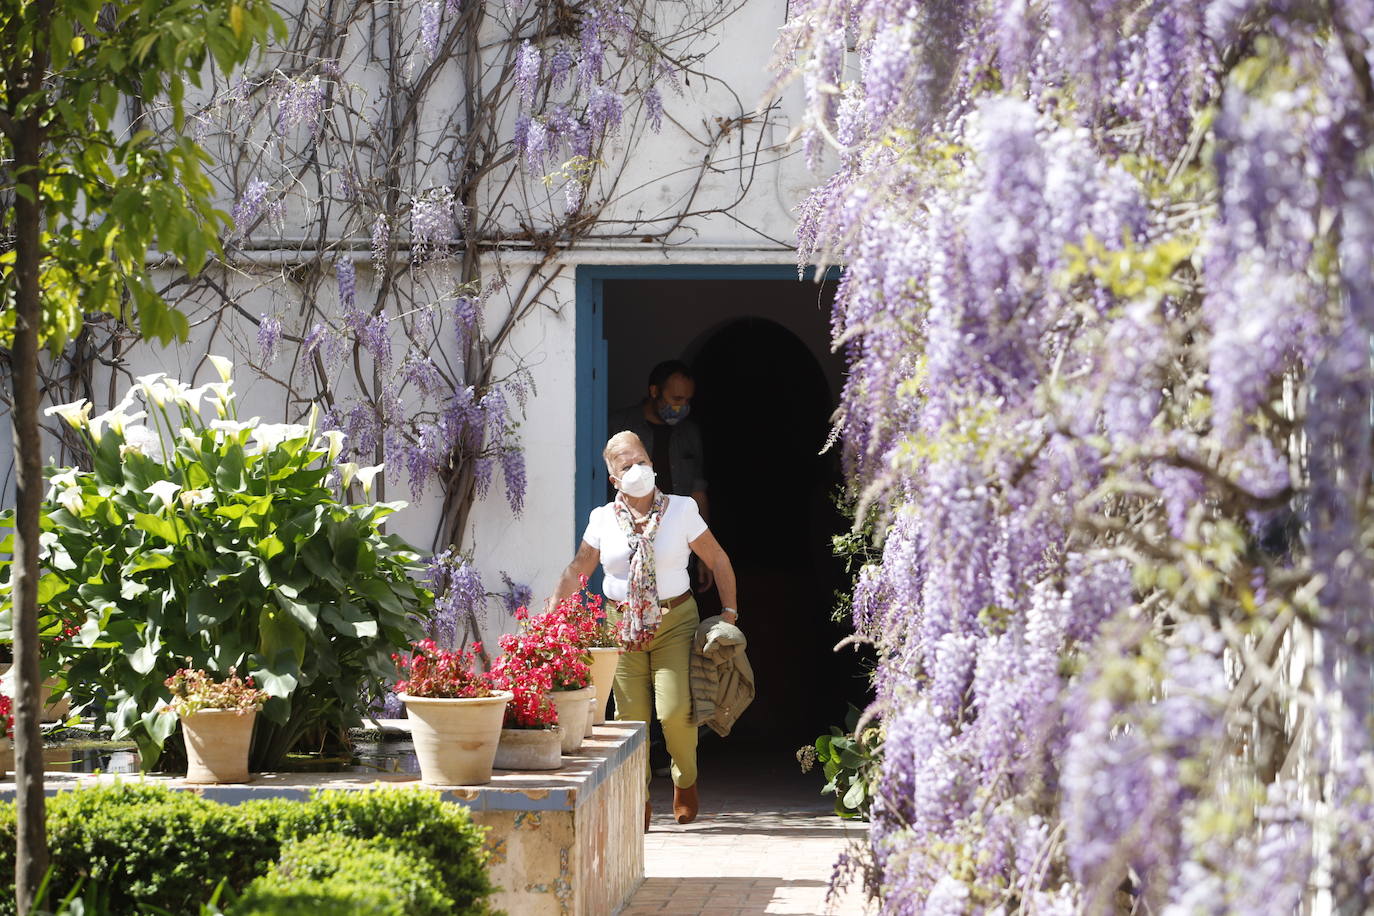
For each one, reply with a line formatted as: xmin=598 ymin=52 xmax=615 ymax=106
xmin=582 ymin=495 xmax=708 ymax=602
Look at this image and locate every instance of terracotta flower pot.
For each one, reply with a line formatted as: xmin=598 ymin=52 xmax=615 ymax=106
xmin=0 ymin=666 xmax=70 ymax=722
xmin=400 ymin=691 xmax=512 ymax=786
xmin=493 ymin=725 xmax=563 ymax=770
xmin=587 ymin=647 xmax=621 ymax=725
xmin=0 ymin=738 xmax=12 ymax=778
xmin=180 ymin=708 xmax=257 ymax=784
xmin=584 ymin=695 xmax=596 ymax=738
xmin=549 ymin=685 xmax=594 ymax=753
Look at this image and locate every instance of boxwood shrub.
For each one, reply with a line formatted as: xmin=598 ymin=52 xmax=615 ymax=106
xmin=0 ymin=783 xmax=497 ymax=916
xmin=232 ymin=834 xmax=452 ymax=916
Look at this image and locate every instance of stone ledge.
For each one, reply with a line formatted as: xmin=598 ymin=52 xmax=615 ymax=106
xmin=0 ymin=721 xmax=645 ymax=814
xmin=1 ymin=721 xmax=648 ymax=916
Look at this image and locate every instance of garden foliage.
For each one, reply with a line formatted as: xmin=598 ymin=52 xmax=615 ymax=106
xmin=775 ymin=1 xmax=1374 ymax=912
xmin=0 ymin=367 xmax=430 ymax=769
xmin=0 ymin=783 xmax=496 ymax=916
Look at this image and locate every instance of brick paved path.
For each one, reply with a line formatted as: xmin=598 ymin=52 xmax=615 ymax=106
xmin=620 ymin=748 xmax=877 ymax=915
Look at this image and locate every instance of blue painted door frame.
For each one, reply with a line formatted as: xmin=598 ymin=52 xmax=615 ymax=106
xmin=573 ymin=263 xmax=822 ymax=549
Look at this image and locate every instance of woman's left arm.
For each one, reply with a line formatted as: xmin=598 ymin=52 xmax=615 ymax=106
xmin=689 ymin=528 xmax=738 ymax=623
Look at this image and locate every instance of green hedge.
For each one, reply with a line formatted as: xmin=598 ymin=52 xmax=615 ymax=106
xmin=0 ymin=783 xmax=498 ymax=916
xmin=233 ymin=834 xmax=452 ymax=916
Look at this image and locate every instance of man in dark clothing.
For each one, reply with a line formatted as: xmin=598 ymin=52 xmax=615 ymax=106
xmin=609 ymin=359 xmax=708 ymax=522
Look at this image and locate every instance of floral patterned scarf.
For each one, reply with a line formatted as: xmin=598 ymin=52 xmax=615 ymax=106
xmin=612 ymin=489 xmax=670 ymax=651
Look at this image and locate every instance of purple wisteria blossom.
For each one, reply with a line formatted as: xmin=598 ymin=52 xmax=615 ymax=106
xmin=370 ymin=213 xmax=390 ymax=277
xmin=335 ymin=257 xmax=356 ymax=309
xmin=500 ymin=572 xmax=532 ymax=615
xmin=411 ymin=188 xmax=456 ymax=252
xmin=515 ymin=40 xmax=540 ymax=107
xmin=420 ymin=1 xmax=443 ymax=59
xmin=275 ymin=76 xmax=325 ymax=135
xmin=257 ymin=314 xmax=283 ymax=365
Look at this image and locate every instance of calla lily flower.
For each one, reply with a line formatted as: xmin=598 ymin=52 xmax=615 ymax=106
xmin=179 ymin=488 xmax=214 ymax=508
xmin=338 ymin=462 xmax=359 ymax=490
xmin=355 ymin=464 xmax=384 ymax=497
xmin=251 ymin=422 xmax=311 ymax=455
xmin=44 ymin=399 xmax=92 ymax=429
xmin=211 ymin=418 xmax=258 ymax=437
xmin=56 ymin=488 xmax=85 ymax=515
xmin=49 ymin=468 xmax=80 ymax=490
xmin=144 ymin=480 xmax=182 ymax=507
xmin=319 ymin=430 xmax=347 ymax=464
xmin=208 ymin=355 xmax=234 ymax=384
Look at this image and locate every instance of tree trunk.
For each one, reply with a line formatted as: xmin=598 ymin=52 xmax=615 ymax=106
xmin=9 ymin=101 xmax=49 ymax=915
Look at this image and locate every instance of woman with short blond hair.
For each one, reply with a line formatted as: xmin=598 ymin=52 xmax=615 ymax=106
xmin=549 ymin=431 xmax=739 ymax=828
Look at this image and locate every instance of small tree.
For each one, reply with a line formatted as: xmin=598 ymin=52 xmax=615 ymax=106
xmin=0 ymin=1 xmax=280 ymax=908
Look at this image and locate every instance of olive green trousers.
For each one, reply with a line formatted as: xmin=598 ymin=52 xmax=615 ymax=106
xmin=612 ymin=596 xmax=699 ymax=789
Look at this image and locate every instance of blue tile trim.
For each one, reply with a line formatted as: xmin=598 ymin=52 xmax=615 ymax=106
xmin=0 ymin=723 xmax=647 ymax=815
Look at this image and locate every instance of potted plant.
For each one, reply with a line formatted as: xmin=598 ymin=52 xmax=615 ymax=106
xmin=394 ymin=639 xmax=511 ymax=785
xmin=490 ymin=649 xmax=562 ymax=770
xmin=1 ymin=360 xmax=430 ymax=771
xmin=0 ymin=693 xmax=12 ymax=776
xmin=561 ymin=584 xmax=622 ymax=726
xmin=492 ymin=605 xmax=594 ymax=756
xmin=0 ymin=618 xmax=80 ymax=722
xmin=165 ymin=667 xmax=268 ymax=784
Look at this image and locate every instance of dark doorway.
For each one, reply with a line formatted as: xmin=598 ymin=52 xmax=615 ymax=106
xmin=602 ymin=278 xmax=869 ymax=755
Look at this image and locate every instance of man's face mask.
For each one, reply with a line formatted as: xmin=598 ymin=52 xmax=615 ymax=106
xmin=657 ymin=401 xmax=690 ymax=426
xmin=617 ymin=463 xmax=656 ymax=498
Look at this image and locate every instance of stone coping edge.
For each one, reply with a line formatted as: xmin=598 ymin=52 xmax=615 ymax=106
xmin=0 ymin=721 xmax=647 ymax=814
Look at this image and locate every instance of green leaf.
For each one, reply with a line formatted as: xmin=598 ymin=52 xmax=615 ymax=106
xmin=127 ymin=641 xmax=159 ymax=675
xmin=842 ymin=779 xmax=866 ymax=812
xmin=322 ymin=602 xmax=378 ymax=639
xmin=134 ymin=512 xmax=189 ymax=544
xmin=37 ymin=573 xmax=70 ymax=604
xmin=187 ymin=588 xmax=236 ymax=631
xmin=127 ymin=549 xmax=176 ymax=574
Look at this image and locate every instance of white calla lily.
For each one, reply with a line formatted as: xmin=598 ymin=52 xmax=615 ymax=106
xmin=90 ymin=409 xmax=147 ymax=444
xmin=144 ymin=480 xmax=182 ymax=507
xmin=44 ymin=399 xmax=92 ymax=429
xmin=182 ymin=383 xmax=211 ymax=415
xmin=208 ymin=355 xmax=234 ymax=383
xmin=319 ymin=430 xmax=346 ymax=464
xmin=179 ymin=488 xmax=214 ymax=508
xmin=49 ymin=468 xmax=80 ymax=489
xmin=211 ymin=418 xmax=258 ymax=437
xmin=338 ymin=462 xmax=359 ymax=490
xmin=251 ymin=422 xmax=311 ymax=455
xmin=206 ymin=382 xmax=235 ymax=418
xmin=56 ymin=487 xmax=85 ymax=515
xmin=354 ymin=464 xmax=384 ymax=497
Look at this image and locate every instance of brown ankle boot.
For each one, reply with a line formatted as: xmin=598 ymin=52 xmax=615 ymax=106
xmin=644 ymin=800 xmax=652 ymax=832
xmin=672 ymin=783 xmax=698 ymax=824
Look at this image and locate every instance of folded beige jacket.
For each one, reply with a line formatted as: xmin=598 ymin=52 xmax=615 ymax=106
xmin=690 ymin=615 xmax=755 ymax=737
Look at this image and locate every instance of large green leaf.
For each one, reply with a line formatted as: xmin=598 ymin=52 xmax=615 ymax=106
xmin=134 ymin=511 xmax=189 ymax=544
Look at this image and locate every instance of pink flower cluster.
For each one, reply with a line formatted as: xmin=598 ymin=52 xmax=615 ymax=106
xmin=490 ymin=593 xmax=603 ymax=728
xmin=393 ymin=639 xmax=494 ymax=699
xmin=0 ymin=693 xmax=12 ymax=740
xmin=164 ymin=666 xmax=268 ymax=714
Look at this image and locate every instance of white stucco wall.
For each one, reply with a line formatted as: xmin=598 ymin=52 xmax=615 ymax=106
xmin=6 ymin=1 xmax=830 ymax=644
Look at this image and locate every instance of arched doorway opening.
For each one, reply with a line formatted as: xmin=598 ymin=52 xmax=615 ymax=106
xmin=687 ymin=317 xmax=864 ymax=752
xmin=593 ymin=272 xmax=871 ymax=765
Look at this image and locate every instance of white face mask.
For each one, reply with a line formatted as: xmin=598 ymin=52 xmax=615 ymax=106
xmin=617 ymin=463 xmax=656 ymax=498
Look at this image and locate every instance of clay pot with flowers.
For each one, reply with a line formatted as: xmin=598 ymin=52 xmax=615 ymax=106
xmin=492 ymin=604 xmax=595 ymax=759
xmin=0 ymin=694 xmax=12 ymax=777
xmin=165 ymin=668 xmax=267 ymax=784
xmin=561 ymin=583 xmax=622 ymax=726
xmin=394 ymin=640 xmax=512 ymax=786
